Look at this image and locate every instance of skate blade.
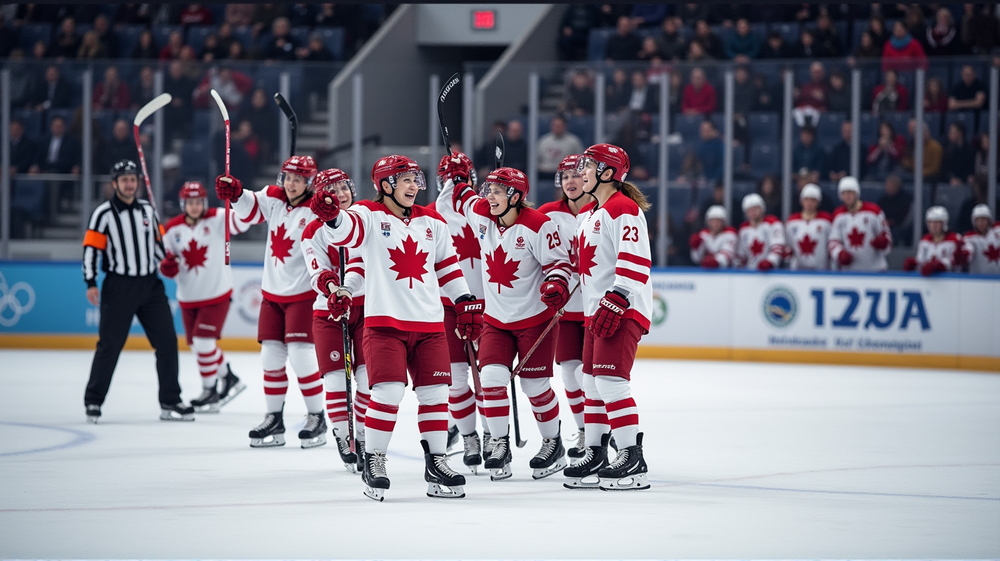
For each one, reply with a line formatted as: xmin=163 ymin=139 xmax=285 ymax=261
xmin=217 ymin=382 xmax=246 ymax=407
xmin=468 ymin=465 xmax=478 ymax=475
xmin=160 ymin=411 xmax=195 ymax=422
xmin=427 ymin=483 xmax=465 ymax=499
xmin=300 ymin=434 xmax=327 ymax=449
xmin=87 ymin=416 xmax=99 ymax=424
xmin=194 ymin=403 xmax=220 ymax=414
xmin=599 ymin=472 xmax=650 ymax=491
xmin=363 ymin=486 xmax=385 ymax=502
xmin=489 ymin=464 xmax=512 ymax=481
xmin=342 ymin=462 xmax=358 ymax=474
xmin=250 ymin=434 xmax=286 ymax=448
xmin=532 ymin=457 xmax=568 ymax=480
xmin=563 ymin=475 xmax=601 ymax=489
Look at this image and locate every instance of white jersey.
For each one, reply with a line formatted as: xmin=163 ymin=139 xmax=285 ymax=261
xmin=538 ymin=199 xmax=585 ymax=321
xmin=576 ymin=193 xmax=653 ymax=331
xmin=428 ymin=197 xmax=484 ymax=302
xmin=785 ymin=211 xmax=832 ymax=270
xmin=690 ymin=227 xmax=738 ymax=268
xmin=232 ymin=185 xmax=315 ymax=302
xmin=162 ymin=208 xmax=242 ymax=307
xmin=829 ymin=202 xmax=892 ymax=272
xmin=737 ymin=216 xmax=786 ymax=269
xmin=915 ymin=232 xmax=964 ymax=271
xmin=963 ymin=222 xmax=1000 ymax=274
xmin=301 ymin=219 xmax=366 ymax=316
xmin=450 ymin=188 xmax=572 ymax=330
xmin=322 ymin=200 xmax=470 ymax=332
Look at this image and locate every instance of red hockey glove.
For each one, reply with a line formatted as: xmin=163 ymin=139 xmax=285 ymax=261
xmin=688 ymin=233 xmax=703 ymax=250
xmin=758 ymin=259 xmax=774 ymax=271
xmin=953 ymin=247 xmax=970 ymax=267
xmin=871 ymin=232 xmax=890 ymax=250
xmin=590 ymin=291 xmax=629 ymax=338
xmin=317 ymin=270 xmax=339 ymax=297
xmin=214 ymin=174 xmax=243 ymax=203
xmin=452 ymin=181 xmax=475 ymax=210
xmin=327 ymin=287 xmax=352 ymax=321
xmin=903 ymin=257 xmax=918 ymax=271
xmin=838 ymin=250 xmax=853 ymax=266
xmin=454 ymin=296 xmax=484 ymax=341
xmin=539 ymin=276 xmax=570 ymax=310
xmin=159 ymin=252 xmax=179 ymax=278
xmin=310 ymin=190 xmax=341 ymax=223
xmin=439 ymin=153 xmax=472 ymax=185
xmin=701 ymin=253 xmax=719 ymax=268
xmin=920 ymin=258 xmax=946 ymax=276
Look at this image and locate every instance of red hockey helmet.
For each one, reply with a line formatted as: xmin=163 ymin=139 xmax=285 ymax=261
xmin=314 ymin=168 xmax=355 ymax=197
xmin=578 ymin=143 xmax=630 ymax=183
xmin=277 ymin=155 xmax=318 ymax=187
xmin=436 ymin=151 xmax=477 ymax=189
xmin=480 ymin=167 xmax=529 ymax=201
xmin=371 ymin=155 xmax=425 ymax=191
xmin=179 ymin=181 xmax=207 ymax=200
xmin=555 ymin=154 xmax=582 ymax=189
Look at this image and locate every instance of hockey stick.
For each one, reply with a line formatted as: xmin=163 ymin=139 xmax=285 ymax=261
xmin=209 ymin=90 xmax=231 ymax=265
xmin=273 ymin=92 xmax=297 ymax=157
xmin=133 ymin=92 xmax=172 ymax=252
xmin=332 ymin=249 xmax=357 ymax=462
xmin=494 ymin=129 xmax=505 ymax=169
xmin=509 ymin=281 xmax=582 ymax=382
xmin=437 ymin=73 xmax=461 ymax=156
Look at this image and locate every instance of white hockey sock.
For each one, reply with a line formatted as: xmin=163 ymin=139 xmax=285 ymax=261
xmin=324 ymin=371 xmax=349 ymax=438
xmin=596 ymin=376 xmax=639 ymax=449
xmin=288 ymin=342 xmax=323 ymax=414
xmin=448 ymin=362 xmax=477 ymax=435
xmin=520 ymin=377 xmax=561 ymax=439
xmin=191 ymin=336 xmax=222 ymax=388
xmin=261 ymin=340 xmax=288 ymax=413
xmin=560 ymin=359 xmax=585 ymax=430
xmin=582 ymin=373 xmax=610 ymax=447
xmin=480 ymin=364 xmax=511 ymax=438
xmin=416 ymin=384 xmax=449 ymax=454
xmin=354 ymin=364 xmax=369 ymax=441
xmin=364 ymin=382 xmax=404 ymax=454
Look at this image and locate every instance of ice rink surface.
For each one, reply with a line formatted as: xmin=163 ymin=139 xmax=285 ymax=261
xmin=0 ymin=349 xmax=998 ymax=559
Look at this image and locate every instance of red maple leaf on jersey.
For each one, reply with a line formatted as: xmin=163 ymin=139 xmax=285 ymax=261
xmin=452 ymin=223 xmax=480 ymax=267
xmin=270 ymin=223 xmax=294 ymax=264
xmin=577 ymin=236 xmax=597 ymax=280
xmin=388 ymin=235 xmax=428 ymax=289
xmin=985 ymin=244 xmax=1000 ymax=263
xmin=181 ymin=238 xmax=208 ymax=272
xmin=568 ymin=234 xmax=580 ymax=269
xmin=485 ymin=245 xmax=520 ymax=293
xmin=749 ymin=238 xmax=765 ymax=256
xmin=798 ymin=234 xmax=817 ymax=256
xmin=847 ymin=227 xmax=866 ymax=248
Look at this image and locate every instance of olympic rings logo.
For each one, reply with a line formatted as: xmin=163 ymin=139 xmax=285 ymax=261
xmin=0 ymin=271 xmax=36 ymax=327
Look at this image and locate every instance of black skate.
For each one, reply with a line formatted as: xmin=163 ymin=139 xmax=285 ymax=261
xmin=461 ymin=432 xmax=482 ymax=474
xmin=354 ymin=438 xmax=365 ymax=474
xmin=567 ymin=428 xmax=586 ymax=458
xmin=217 ymin=366 xmax=246 ymax=407
xmin=598 ymin=432 xmax=649 ymax=491
xmin=362 ymin=450 xmax=390 ymax=502
xmin=563 ymin=433 xmax=610 ymax=490
xmin=483 ymin=434 xmax=512 ymax=481
xmin=333 ymin=428 xmax=357 ymax=473
xmin=190 ymin=386 xmax=220 ymax=413
xmin=298 ymin=412 xmax=327 ymax=448
xmin=249 ymin=410 xmax=285 ymax=447
xmin=160 ymin=402 xmax=195 ymax=422
xmin=422 ymin=440 xmax=466 ymax=499
xmin=482 ymin=430 xmax=493 ymax=458
xmin=446 ymin=425 xmax=460 ymax=452
xmin=86 ymin=404 xmax=101 ymax=424
xmin=529 ymin=426 xmax=567 ymax=480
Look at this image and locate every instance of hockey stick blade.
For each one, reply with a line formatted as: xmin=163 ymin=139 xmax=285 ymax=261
xmin=134 ymin=93 xmax=172 ymax=127
xmin=437 ymin=73 xmax=460 ymax=155
xmin=209 ymin=89 xmax=230 ymax=121
xmin=273 ymin=92 xmax=298 ymax=157
xmin=494 ymin=130 xmax=505 ymax=169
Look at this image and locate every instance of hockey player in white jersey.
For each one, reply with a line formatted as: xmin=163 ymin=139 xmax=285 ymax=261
xmin=310 ymin=155 xmax=483 ymax=501
xmin=784 ymin=184 xmax=833 ymax=270
xmin=962 ymin=204 xmax=1000 ymax=274
xmin=447 ymin=164 xmax=573 ymax=481
xmin=690 ymin=205 xmax=738 ymax=268
xmin=903 ymin=206 xmax=965 ymax=275
xmin=301 ymin=168 xmax=370 ymax=473
xmin=569 ymin=143 xmax=652 ymax=491
xmin=214 ymin=156 xmax=327 ymax=449
xmin=828 ymin=176 xmax=892 ymax=271
xmin=737 ymin=193 xmax=786 ymax=270
xmin=160 ymin=181 xmax=246 ymax=412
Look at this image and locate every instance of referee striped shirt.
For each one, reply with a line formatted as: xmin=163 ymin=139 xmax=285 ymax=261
xmin=83 ymin=195 xmax=165 ymax=287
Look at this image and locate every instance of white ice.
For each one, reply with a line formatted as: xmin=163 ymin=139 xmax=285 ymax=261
xmin=0 ymin=349 xmax=998 ymax=559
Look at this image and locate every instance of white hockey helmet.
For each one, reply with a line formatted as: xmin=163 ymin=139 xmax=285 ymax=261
xmin=800 ymin=183 xmax=822 ymax=202
xmin=742 ymin=193 xmax=765 ymax=213
xmin=837 ymin=176 xmax=860 ymax=194
xmin=705 ymin=205 xmax=728 ymax=223
xmin=925 ymin=205 xmax=949 ymax=228
xmin=972 ymin=204 xmax=994 ymax=221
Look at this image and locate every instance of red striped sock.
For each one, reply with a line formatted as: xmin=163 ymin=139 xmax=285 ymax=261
xmin=583 ymin=398 xmax=610 ymax=447
xmin=263 ymin=368 xmax=288 ymax=412
xmin=418 ymin=403 xmax=449 ymax=454
xmin=605 ymin=397 xmax=639 ymax=448
xmin=481 ymin=386 xmax=509 ymax=438
xmin=526 ymin=386 xmax=560 ymax=439
xmin=364 ymin=399 xmax=399 ymax=453
xmin=448 ymin=387 xmax=476 ymax=435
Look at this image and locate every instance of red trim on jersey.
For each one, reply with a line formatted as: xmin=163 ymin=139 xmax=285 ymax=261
xmin=261 ymin=290 xmax=315 ymax=303
xmin=538 ymin=199 xmax=576 ymax=216
xmin=618 ymin=252 xmax=652 ymax=268
xmin=301 ymin=219 xmax=323 ymax=241
xmin=178 ymin=290 xmax=232 ymax=309
xmin=437 ymin=269 xmax=464 ymax=285
xmin=365 ymin=316 xmax=445 ymax=333
xmin=435 ymin=255 xmax=459 ymax=271
xmin=562 ymin=311 xmax=585 ymax=322
xmin=239 ymin=195 xmax=260 ymax=224
xmin=615 ymin=267 xmax=649 ymax=284
xmin=484 ymin=309 xmax=553 ymax=330
xmin=834 ymin=201 xmax=884 ymax=218
xmin=598 ymin=191 xmax=640 ymax=219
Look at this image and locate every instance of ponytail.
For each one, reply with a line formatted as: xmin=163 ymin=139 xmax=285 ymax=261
xmin=615 ymin=181 xmax=651 ymax=212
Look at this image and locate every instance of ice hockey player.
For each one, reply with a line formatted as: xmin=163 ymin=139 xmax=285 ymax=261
xmin=433 ymin=152 xmax=488 ymax=474
xmin=737 ymin=193 xmax=786 ymax=270
xmin=568 ymin=143 xmax=652 ymax=491
xmin=962 ymin=204 xmax=1000 ymax=274
xmin=828 ymin=176 xmax=892 ymax=271
xmin=690 ymin=205 xmax=738 ymax=269
xmin=160 ymin=181 xmax=246 ymax=412
xmin=214 ymin=156 xmax=327 ymax=449
xmin=310 ymin=155 xmax=483 ymax=501
xmin=537 ymin=154 xmax=591 ymax=458
xmin=903 ymin=206 xmax=964 ymax=275
xmin=784 ymin=184 xmax=833 ymax=270
xmin=301 ymin=168 xmax=369 ymax=473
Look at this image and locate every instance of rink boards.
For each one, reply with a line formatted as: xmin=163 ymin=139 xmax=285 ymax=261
xmin=0 ymin=262 xmax=998 ymax=371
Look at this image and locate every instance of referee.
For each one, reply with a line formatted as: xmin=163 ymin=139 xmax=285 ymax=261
xmin=82 ymin=159 xmax=194 ymax=423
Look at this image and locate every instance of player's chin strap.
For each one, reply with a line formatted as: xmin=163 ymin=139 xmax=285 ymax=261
xmin=495 ymin=186 xmax=521 ymax=228
xmin=383 ymin=180 xmax=412 ymax=218
xmin=288 ymin=189 xmax=313 ymax=209
xmin=583 ymin=163 xmax=615 ymax=201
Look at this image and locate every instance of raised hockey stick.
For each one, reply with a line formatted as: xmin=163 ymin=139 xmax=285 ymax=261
xmin=494 ymin=129 xmax=505 ymax=169
xmin=437 ymin=73 xmax=461 ymax=156
xmin=273 ymin=92 xmax=297 ymax=157
xmin=209 ymin=90 xmax=231 ymax=265
xmin=333 ymin=249 xmax=357 ymax=465
xmin=509 ymin=281 xmax=581 ymax=382
xmin=133 ymin=92 xmax=172 ymax=252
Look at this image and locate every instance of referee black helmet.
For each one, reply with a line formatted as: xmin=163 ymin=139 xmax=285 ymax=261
xmin=111 ymin=159 xmax=140 ymax=180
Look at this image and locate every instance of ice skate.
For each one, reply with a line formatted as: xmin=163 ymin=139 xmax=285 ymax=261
xmin=567 ymin=428 xmax=586 ymax=458
xmin=298 ymin=412 xmax=327 ymax=448
xmin=86 ymin=404 xmax=101 ymax=424
xmin=422 ymin=440 xmax=466 ymax=498
xmin=446 ymin=424 xmax=460 ymax=452
xmin=354 ymin=438 xmax=365 ymax=474
xmin=159 ymin=402 xmax=195 ymax=421
xmin=598 ymin=432 xmax=650 ymax=491
xmin=461 ymin=432 xmax=482 ymax=474
xmin=482 ymin=430 xmax=493 ymax=458
xmin=362 ymin=450 xmax=390 ymax=502
xmin=190 ymin=386 xmax=220 ymax=413
xmin=483 ymin=434 xmax=512 ymax=481
xmin=530 ymin=428 xmax=567 ymax=480
xmin=333 ymin=429 xmax=357 ymax=473
xmin=216 ymin=366 xmax=246 ymax=407
xmin=249 ymin=410 xmax=285 ymax=447
xmin=563 ymin=433 xmax=610 ymax=490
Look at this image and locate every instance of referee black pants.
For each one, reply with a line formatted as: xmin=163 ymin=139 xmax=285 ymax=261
xmin=85 ymin=273 xmax=181 ymax=406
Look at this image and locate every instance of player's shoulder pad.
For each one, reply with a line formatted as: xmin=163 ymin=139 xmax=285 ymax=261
xmin=426 ymin=201 xmax=437 ymax=212
xmin=787 ymin=212 xmax=802 ymax=222
xmin=816 ymin=211 xmax=834 ymax=221
xmin=860 ymin=201 xmax=883 ymax=214
xmin=723 ymin=226 xmax=738 ymax=234
xmin=920 ymin=233 xmax=934 ymax=242
xmin=537 ymin=200 xmax=568 ymax=215
xmin=579 ymin=200 xmax=597 ymax=214
xmin=265 ymin=185 xmax=287 ymax=202
xmin=301 ymin=219 xmax=324 ymax=240
xmin=601 ymin=191 xmax=640 ymax=219
xmin=164 ymin=214 xmax=186 ymax=232
xmin=472 ymin=197 xmax=492 ymax=218
xmin=944 ymin=232 xmax=962 ymax=242
xmin=739 ymin=220 xmax=751 ymax=230
xmin=411 ymin=203 xmax=446 ymax=224
xmin=355 ymin=200 xmax=382 ymax=212
xmin=205 ymin=207 xmax=219 ymax=218
xmin=964 ymin=230 xmax=978 ymax=238
xmin=762 ymin=215 xmax=782 ymax=225
xmin=515 ymin=206 xmax=552 ymax=233
xmin=832 ymin=204 xmax=850 ymax=217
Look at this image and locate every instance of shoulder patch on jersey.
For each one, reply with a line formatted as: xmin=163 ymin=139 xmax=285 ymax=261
xmin=265 ymin=185 xmax=288 ymax=202
xmin=301 ymin=219 xmax=324 ymax=240
xmin=513 ymin=207 xmax=551 ymax=233
xmin=601 ymin=191 xmax=640 ymax=219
